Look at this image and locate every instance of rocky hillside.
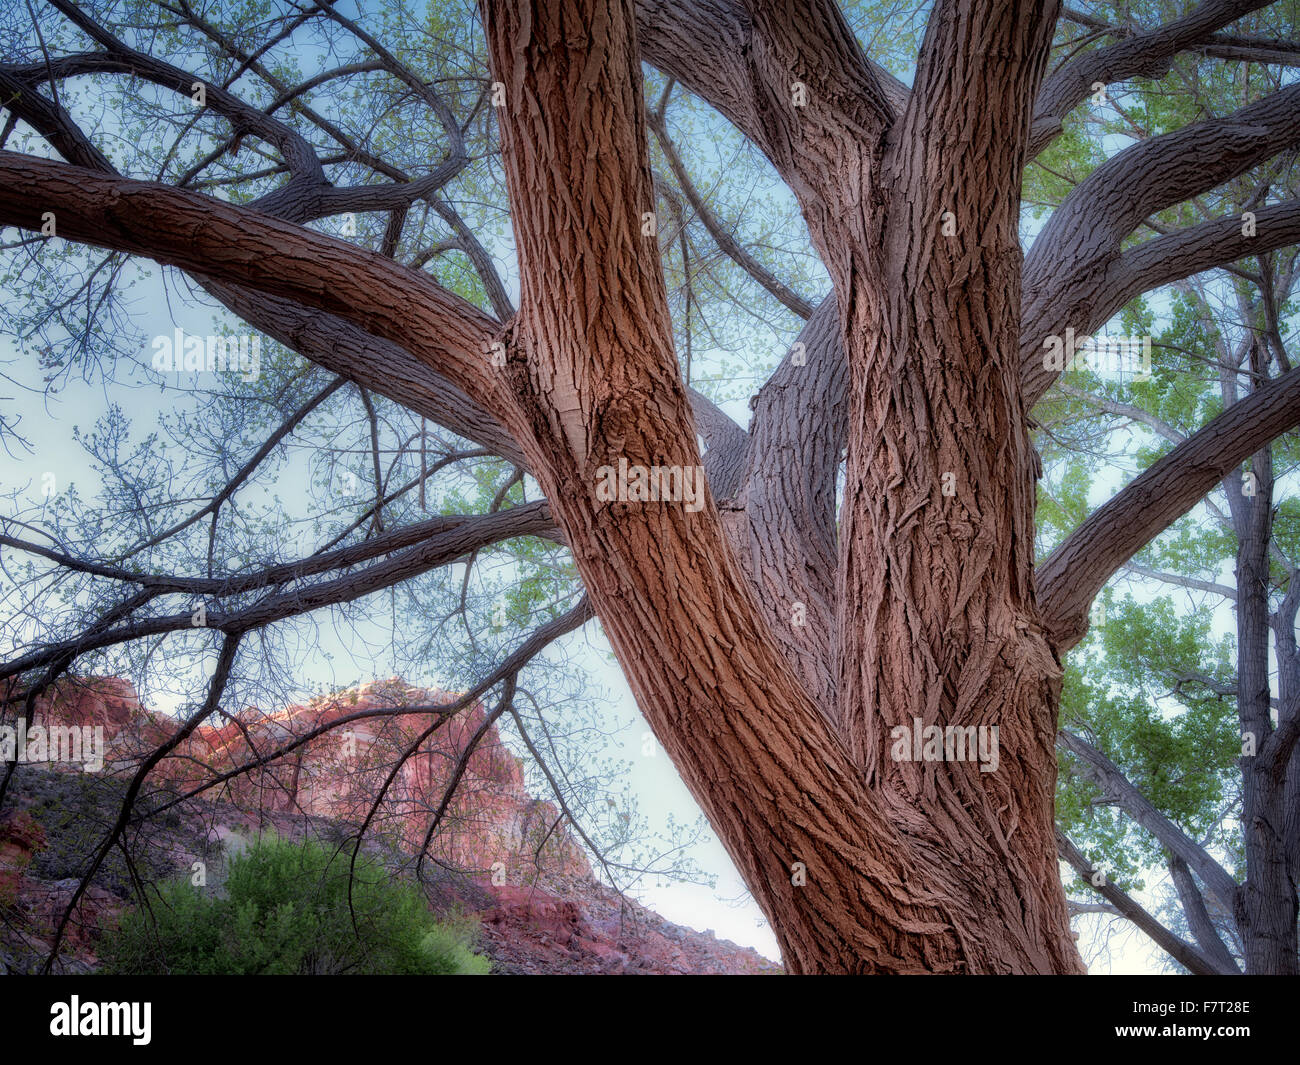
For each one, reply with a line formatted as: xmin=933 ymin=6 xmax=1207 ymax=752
xmin=0 ymin=676 xmax=781 ymax=975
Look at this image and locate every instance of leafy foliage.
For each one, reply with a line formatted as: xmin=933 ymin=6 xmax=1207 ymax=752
xmin=100 ymin=835 xmax=490 ymax=975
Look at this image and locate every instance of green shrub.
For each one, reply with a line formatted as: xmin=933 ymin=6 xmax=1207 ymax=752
xmin=100 ymin=835 xmax=490 ymax=975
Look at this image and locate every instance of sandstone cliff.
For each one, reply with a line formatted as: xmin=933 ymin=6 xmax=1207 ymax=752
xmin=0 ymin=676 xmax=780 ymax=975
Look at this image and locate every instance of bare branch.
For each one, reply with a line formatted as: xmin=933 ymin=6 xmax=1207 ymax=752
xmin=648 ymin=110 xmax=815 ymax=320
xmin=131 ymin=377 xmax=347 ymax=554
xmin=0 ymin=500 xmax=556 ymax=597
xmin=1 ymin=505 xmax=558 ymax=683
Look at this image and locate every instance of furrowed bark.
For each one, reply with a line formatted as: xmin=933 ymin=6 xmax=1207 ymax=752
xmin=731 ymin=297 xmax=844 ymax=717
xmin=632 ymin=0 xmax=909 ymax=169
xmin=1275 ymin=576 xmax=1300 ymax=892
xmin=482 ymin=0 xmax=978 ymax=973
xmin=832 ymin=0 xmax=1083 ymax=973
xmin=687 ymin=389 xmax=748 ymax=501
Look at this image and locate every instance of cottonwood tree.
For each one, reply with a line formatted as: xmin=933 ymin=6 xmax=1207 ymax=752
xmin=0 ymin=0 xmax=1298 ymax=974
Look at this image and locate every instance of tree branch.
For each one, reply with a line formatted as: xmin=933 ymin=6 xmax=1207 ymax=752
xmin=734 ymin=296 xmax=844 ymax=716
xmin=1029 ymin=0 xmax=1278 ymax=158
xmin=0 ymin=504 xmax=556 ymax=683
xmin=197 ymin=281 xmax=526 ymax=467
xmin=1169 ymin=854 xmax=1242 ymax=973
xmin=1056 ymin=827 xmax=1229 ymax=975
xmin=40 ymin=630 xmax=242 ymax=972
xmin=632 ymin=0 xmax=907 ymax=171
xmin=648 ymin=110 xmax=815 ymax=320
xmin=1023 ymin=83 xmax=1300 ymax=404
xmin=0 ymin=500 xmax=556 ymax=598
xmin=687 ymin=389 xmax=748 ymax=501
xmin=1058 ymin=729 xmax=1240 ymax=911
xmin=0 ymin=152 xmax=511 ymax=431
xmin=1038 ymin=367 xmax=1300 ymax=650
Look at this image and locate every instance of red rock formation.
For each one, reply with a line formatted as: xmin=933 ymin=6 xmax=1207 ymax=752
xmin=8 ymin=676 xmax=781 ymax=974
xmin=30 ymin=675 xmax=139 ymax=732
xmin=0 ymin=809 xmax=45 ymax=902
xmin=21 ymin=674 xmax=177 ymax=769
xmin=476 ymin=878 xmax=781 ymax=974
xmin=25 ymin=676 xmax=589 ymax=879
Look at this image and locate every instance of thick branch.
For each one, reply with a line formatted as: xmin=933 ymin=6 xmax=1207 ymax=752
xmin=1026 ymin=200 xmax=1300 ymax=403
xmin=0 ymin=153 xmax=511 ymax=431
xmin=199 ymin=281 xmax=525 ymax=466
xmin=0 ymin=68 xmax=525 ymax=467
xmin=734 ymin=296 xmax=844 ymax=715
xmin=0 ymin=66 xmax=113 ymax=171
xmin=42 ymin=0 xmax=324 ymax=186
xmin=687 ymin=389 xmax=748 ymax=501
xmin=1029 ymin=0 xmax=1277 ymax=157
xmin=632 ymin=0 xmax=908 ymax=171
xmin=1038 ymin=367 xmax=1300 ymax=650
xmin=1023 ymin=82 xmax=1300 ymax=404
xmin=898 ymin=0 xmax=1060 ymax=206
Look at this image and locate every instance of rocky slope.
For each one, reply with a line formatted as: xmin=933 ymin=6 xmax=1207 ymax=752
xmin=0 ymin=676 xmax=781 ymax=975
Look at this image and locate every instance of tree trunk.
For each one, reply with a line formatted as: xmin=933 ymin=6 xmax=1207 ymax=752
xmin=829 ymin=0 xmax=1082 ymax=972
xmin=479 ymin=0 xmax=1084 ymax=973
xmin=1231 ymin=441 xmax=1299 ymax=973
